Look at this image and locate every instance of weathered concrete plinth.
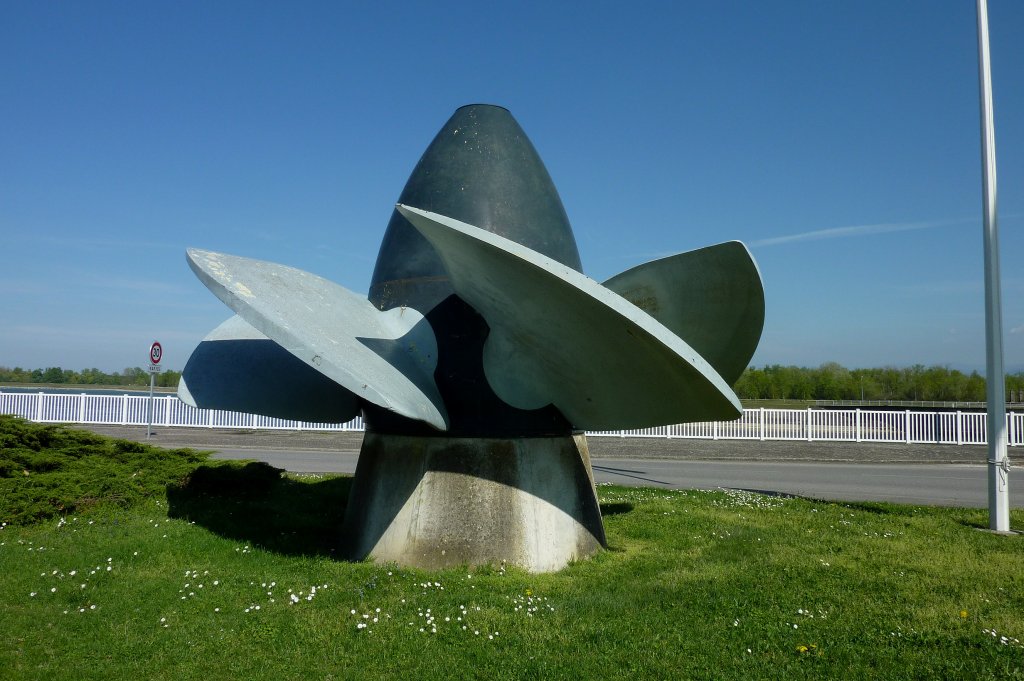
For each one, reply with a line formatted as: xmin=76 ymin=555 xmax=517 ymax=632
xmin=341 ymin=432 xmax=606 ymax=573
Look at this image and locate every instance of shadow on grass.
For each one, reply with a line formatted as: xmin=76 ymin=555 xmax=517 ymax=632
xmin=733 ymin=488 xmax=801 ymax=501
xmin=951 ymin=512 xmax=1019 ymax=533
xmin=730 ymin=489 xmax=914 ymax=514
xmin=837 ymin=500 xmax=922 ymax=517
xmin=166 ymin=462 xmax=352 ymax=557
xmin=957 ymin=517 xmax=989 ymax=531
xmin=599 ymin=502 xmax=634 ymax=516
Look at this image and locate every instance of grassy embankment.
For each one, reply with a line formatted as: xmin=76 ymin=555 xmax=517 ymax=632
xmin=1 ymin=414 xmax=1022 ymax=679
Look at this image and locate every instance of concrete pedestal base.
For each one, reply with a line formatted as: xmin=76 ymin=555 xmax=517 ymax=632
xmin=341 ymin=433 xmax=606 ymax=573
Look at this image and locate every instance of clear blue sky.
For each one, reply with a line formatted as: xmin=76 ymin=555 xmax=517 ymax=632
xmin=1 ymin=1 xmax=1021 ymax=374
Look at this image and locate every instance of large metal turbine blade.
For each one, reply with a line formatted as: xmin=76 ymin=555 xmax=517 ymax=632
xmin=186 ymin=248 xmax=448 ymax=430
xmin=603 ymin=242 xmax=764 ymax=385
xmin=178 ymin=315 xmax=361 ymax=423
xmin=397 ymin=204 xmax=741 ymax=430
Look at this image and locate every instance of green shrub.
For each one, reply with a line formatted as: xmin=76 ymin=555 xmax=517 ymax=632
xmin=0 ymin=415 xmax=210 ymax=525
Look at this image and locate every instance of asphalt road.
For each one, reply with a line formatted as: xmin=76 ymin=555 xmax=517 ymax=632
xmin=202 ymin=446 xmax=1015 ymax=509
xmin=588 ymin=459 xmax=997 ymax=507
xmin=75 ymin=425 xmax=1021 ymax=508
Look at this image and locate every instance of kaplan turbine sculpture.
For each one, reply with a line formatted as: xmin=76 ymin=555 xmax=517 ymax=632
xmin=179 ymin=104 xmax=765 ymax=572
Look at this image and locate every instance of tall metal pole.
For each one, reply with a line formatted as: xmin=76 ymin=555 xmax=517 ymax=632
xmin=976 ymin=0 xmax=1009 ymax=531
xmin=147 ymin=370 xmax=155 ymax=439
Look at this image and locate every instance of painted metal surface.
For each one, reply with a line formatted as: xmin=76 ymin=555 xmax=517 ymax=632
xmin=365 ymin=104 xmax=582 ymax=436
xmin=370 ymin=104 xmax=581 ymax=315
xmin=602 ymin=242 xmax=764 ymax=386
xmin=185 ymin=249 xmax=447 ymax=430
xmin=179 ymin=315 xmax=361 ymax=423
xmin=178 ymin=105 xmax=762 ymax=435
xmin=397 ymin=204 xmax=742 ymax=429
xmin=976 ymin=0 xmax=1010 ymax=530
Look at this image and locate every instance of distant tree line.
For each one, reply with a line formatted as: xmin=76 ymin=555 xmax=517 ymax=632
xmin=2 ymin=362 xmax=1023 ymax=403
xmin=0 ymin=366 xmax=182 ymax=389
xmin=734 ymin=363 xmax=1024 ymax=403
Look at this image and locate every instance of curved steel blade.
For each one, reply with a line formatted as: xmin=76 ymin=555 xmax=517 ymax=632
xmin=603 ymin=242 xmax=764 ymax=385
xmin=178 ymin=315 xmax=361 ymax=423
xmin=186 ymin=248 xmax=448 ymax=430
xmin=397 ymin=204 xmax=741 ymax=430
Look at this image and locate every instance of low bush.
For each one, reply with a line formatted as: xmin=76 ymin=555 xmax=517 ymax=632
xmin=0 ymin=415 xmax=209 ymax=524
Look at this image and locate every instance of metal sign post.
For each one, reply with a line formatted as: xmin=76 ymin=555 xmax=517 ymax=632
xmin=976 ymin=0 xmax=1009 ymax=532
xmin=147 ymin=341 xmax=162 ymax=440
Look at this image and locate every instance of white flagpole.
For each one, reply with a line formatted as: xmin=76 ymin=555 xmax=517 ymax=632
xmin=976 ymin=0 xmax=1010 ymax=531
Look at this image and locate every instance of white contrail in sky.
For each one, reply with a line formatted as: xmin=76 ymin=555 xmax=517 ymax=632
xmin=749 ymin=217 xmax=971 ymax=248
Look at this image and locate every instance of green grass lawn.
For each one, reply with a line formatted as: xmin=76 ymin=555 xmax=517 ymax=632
xmin=2 ymin=416 xmax=1023 ymax=679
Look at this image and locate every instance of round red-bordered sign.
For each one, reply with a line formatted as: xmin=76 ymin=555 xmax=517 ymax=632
xmin=149 ymin=341 xmax=163 ymax=365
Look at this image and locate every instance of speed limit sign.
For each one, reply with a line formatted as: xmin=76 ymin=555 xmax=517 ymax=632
xmin=146 ymin=341 xmax=163 ymax=438
xmin=149 ymin=341 xmax=163 ymax=367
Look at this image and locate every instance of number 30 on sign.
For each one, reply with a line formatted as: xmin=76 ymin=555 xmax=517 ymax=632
xmin=149 ymin=341 xmax=162 ymax=372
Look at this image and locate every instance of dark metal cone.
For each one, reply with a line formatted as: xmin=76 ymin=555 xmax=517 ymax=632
xmin=364 ymin=104 xmax=581 ymax=436
xmin=369 ymin=104 xmax=582 ymax=313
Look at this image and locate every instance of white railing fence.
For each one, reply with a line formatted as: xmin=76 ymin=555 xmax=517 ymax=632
xmin=0 ymin=391 xmax=365 ymax=433
xmin=588 ymin=406 xmax=1019 ymax=446
xmin=0 ymin=391 xmax=1020 ymax=446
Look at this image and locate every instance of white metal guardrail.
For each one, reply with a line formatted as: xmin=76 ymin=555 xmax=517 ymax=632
xmin=0 ymin=391 xmax=1020 ymax=446
xmin=0 ymin=391 xmax=365 ymax=432
xmin=588 ymin=406 xmax=1018 ymax=445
